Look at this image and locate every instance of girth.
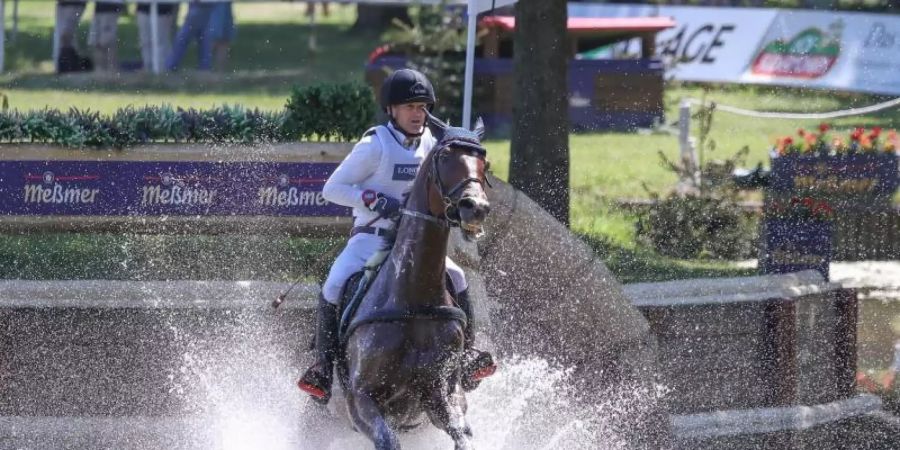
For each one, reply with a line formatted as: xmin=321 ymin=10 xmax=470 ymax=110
xmin=350 ymin=226 xmax=396 ymax=240
xmin=340 ymin=305 xmax=467 ymax=345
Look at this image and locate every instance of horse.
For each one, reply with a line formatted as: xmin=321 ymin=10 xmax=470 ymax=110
xmin=335 ymin=114 xmax=492 ymax=450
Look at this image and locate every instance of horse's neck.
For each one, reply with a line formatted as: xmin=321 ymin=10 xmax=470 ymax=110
xmin=388 ymin=181 xmax=450 ymax=304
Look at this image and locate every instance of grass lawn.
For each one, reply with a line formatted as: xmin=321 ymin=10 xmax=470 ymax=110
xmin=3 ymin=2 xmax=897 ymax=282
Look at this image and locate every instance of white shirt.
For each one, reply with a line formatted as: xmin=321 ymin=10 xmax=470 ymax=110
xmin=322 ymin=122 xmax=436 ymax=229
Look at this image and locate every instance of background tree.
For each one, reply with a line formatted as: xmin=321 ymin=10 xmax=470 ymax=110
xmin=509 ymin=0 xmax=570 ymax=226
xmin=352 ymin=5 xmax=410 ymax=32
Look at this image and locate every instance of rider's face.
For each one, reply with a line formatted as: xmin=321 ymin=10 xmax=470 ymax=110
xmin=389 ymin=102 xmax=429 ymax=135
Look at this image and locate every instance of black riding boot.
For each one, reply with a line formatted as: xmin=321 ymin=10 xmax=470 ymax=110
xmin=455 ymin=288 xmax=497 ymax=391
xmin=297 ymin=295 xmax=340 ymax=405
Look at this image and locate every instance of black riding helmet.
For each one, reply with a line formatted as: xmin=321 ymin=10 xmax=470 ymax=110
xmin=380 ymin=68 xmax=436 ymax=112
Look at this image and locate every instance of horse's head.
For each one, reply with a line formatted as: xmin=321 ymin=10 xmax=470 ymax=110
xmin=422 ymin=113 xmax=492 ymax=240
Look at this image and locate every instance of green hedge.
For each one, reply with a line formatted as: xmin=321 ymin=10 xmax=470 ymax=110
xmin=283 ymin=82 xmax=376 ymax=143
xmin=0 ymin=82 xmax=376 ymax=148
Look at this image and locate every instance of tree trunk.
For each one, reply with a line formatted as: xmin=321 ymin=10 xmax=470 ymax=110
xmin=509 ymin=0 xmax=569 ymax=226
xmin=352 ymin=5 xmax=410 ymax=32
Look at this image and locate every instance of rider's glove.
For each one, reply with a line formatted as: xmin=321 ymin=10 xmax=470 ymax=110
xmin=362 ymin=190 xmax=401 ymax=218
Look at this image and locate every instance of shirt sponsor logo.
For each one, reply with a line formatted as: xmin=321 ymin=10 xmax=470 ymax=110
xmin=392 ymin=164 xmax=418 ymax=181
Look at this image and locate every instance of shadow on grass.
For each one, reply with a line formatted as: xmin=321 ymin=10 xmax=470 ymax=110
xmin=0 ymin=233 xmax=342 ymax=281
xmin=577 ymin=232 xmax=757 ymax=284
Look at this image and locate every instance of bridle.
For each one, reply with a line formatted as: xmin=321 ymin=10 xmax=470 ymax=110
xmin=401 ymin=137 xmax=491 ymax=229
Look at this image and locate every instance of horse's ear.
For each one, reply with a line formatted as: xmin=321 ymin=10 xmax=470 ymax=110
xmin=473 ymin=117 xmax=486 ymax=141
xmin=426 ymin=112 xmax=448 ymax=142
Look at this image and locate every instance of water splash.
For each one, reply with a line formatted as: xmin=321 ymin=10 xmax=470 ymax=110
xmin=169 ymin=339 xmax=646 ymax=450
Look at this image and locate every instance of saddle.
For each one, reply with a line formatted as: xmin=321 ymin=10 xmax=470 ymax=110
xmin=336 ymin=250 xmax=467 ymax=346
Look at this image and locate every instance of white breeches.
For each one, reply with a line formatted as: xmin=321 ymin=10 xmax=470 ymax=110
xmin=321 ymin=233 xmax=467 ymax=305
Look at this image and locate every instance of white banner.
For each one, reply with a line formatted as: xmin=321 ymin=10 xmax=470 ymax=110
xmin=568 ymin=4 xmax=777 ymax=83
xmin=741 ymin=11 xmax=900 ymax=95
xmin=568 ymin=4 xmax=900 ymax=96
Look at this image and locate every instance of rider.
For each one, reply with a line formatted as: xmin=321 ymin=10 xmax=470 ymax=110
xmin=297 ymin=68 xmax=496 ymax=404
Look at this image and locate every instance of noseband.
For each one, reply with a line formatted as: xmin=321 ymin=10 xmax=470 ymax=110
xmin=401 ymin=137 xmax=490 ymax=228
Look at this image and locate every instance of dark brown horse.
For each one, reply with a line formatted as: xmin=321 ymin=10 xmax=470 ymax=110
xmin=336 ymin=115 xmax=491 ymax=450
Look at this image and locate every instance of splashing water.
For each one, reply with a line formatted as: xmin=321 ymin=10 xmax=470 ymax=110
xmin=167 ymin=338 xmax=645 ymax=450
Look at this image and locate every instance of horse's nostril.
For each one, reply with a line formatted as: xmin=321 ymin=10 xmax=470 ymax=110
xmin=458 ymin=197 xmax=477 ymax=210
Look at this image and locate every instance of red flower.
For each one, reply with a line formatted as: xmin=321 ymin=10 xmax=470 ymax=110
xmin=851 ymin=127 xmax=864 ymax=141
xmin=798 ymin=128 xmax=806 ymax=137
xmin=870 ymin=126 xmax=882 ymax=138
xmin=818 ymin=123 xmax=830 ymax=133
xmin=784 ymin=136 xmax=794 ymax=145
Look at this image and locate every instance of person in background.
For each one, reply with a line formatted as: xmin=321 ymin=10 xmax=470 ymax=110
xmin=305 ymin=1 xmax=330 ymax=18
xmin=136 ymin=1 xmax=179 ymax=71
xmin=208 ymin=1 xmax=235 ymax=71
xmin=55 ymin=0 xmax=92 ymax=73
xmin=882 ymin=340 xmax=900 ymax=390
xmin=89 ymin=1 xmax=123 ymax=72
xmin=166 ymin=0 xmax=215 ymax=71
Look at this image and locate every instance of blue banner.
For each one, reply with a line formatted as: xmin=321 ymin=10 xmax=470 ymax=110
xmin=0 ymin=160 xmax=351 ymax=217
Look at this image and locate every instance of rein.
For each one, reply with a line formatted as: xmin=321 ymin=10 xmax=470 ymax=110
xmin=399 ymin=139 xmax=489 ymax=228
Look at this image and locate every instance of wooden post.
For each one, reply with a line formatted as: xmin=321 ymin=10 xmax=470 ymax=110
xmin=766 ymin=299 xmax=797 ymax=406
xmin=833 ymin=288 xmax=858 ymax=399
xmin=640 ymin=31 xmax=655 ymax=59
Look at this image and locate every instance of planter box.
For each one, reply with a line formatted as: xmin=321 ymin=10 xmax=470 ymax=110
xmin=768 ymin=153 xmax=899 ymax=212
xmin=761 ymin=219 xmax=833 ymax=280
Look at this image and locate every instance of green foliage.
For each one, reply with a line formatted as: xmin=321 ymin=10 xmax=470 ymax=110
xmin=384 ymin=3 xmax=468 ymax=124
xmin=636 ymin=100 xmax=758 ymax=260
xmin=283 ymin=82 xmax=376 ymax=141
xmin=636 ymin=194 xmax=755 ymax=260
xmin=0 ymin=105 xmax=289 ymax=148
xmin=0 ymin=86 xmax=379 ymax=148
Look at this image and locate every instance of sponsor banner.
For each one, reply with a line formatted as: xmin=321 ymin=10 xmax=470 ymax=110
xmin=568 ymin=4 xmax=777 ymax=83
xmin=0 ymin=161 xmax=350 ymax=217
xmin=568 ymin=4 xmax=900 ymax=95
xmin=741 ymin=11 xmax=900 ymax=95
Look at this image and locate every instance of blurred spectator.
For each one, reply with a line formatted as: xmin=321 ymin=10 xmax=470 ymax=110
xmin=306 ymin=2 xmax=330 ymax=18
xmin=882 ymin=340 xmax=900 ymax=390
xmin=166 ymin=1 xmax=215 ymax=71
xmin=209 ymin=2 xmax=235 ymax=71
xmin=89 ymin=1 xmax=123 ymax=72
xmin=136 ymin=2 xmax=179 ymax=71
xmin=55 ymin=0 xmax=92 ymax=73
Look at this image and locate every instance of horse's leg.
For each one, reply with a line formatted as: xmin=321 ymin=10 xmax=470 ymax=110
xmin=348 ymin=391 xmax=401 ymax=450
xmin=424 ymin=378 xmax=473 ymax=450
